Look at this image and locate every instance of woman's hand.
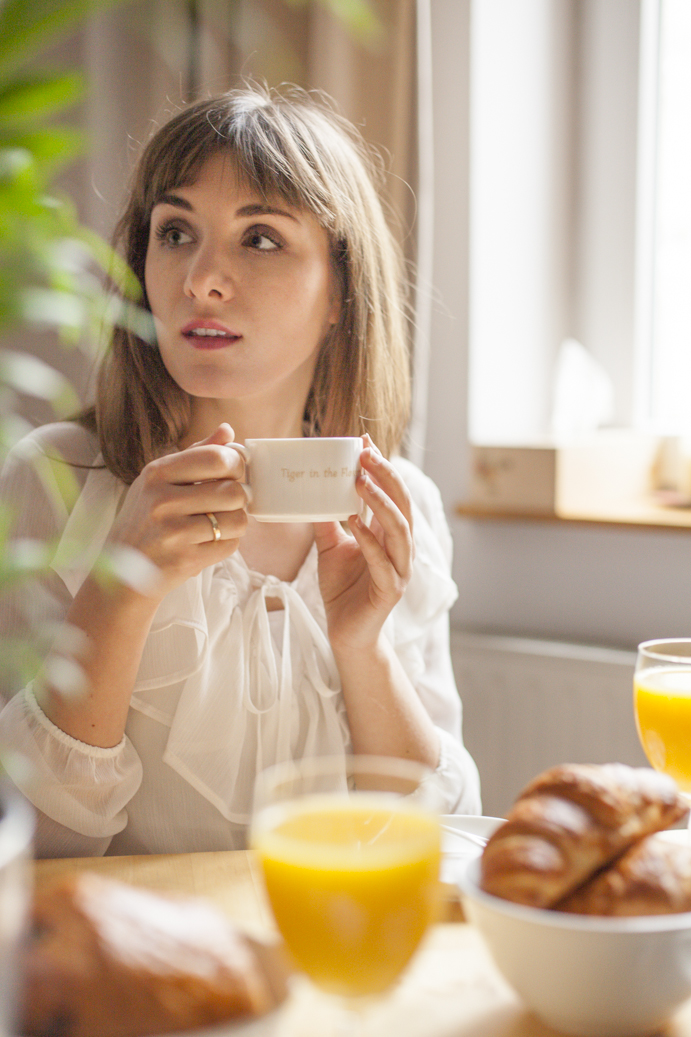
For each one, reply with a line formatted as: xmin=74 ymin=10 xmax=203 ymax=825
xmin=314 ymin=435 xmax=414 ymax=655
xmin=108 ymin=423 xmax=248 ymax=600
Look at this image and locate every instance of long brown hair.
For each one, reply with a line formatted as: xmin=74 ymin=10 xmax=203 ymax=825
xmin=85 ymin=84 xmax=412 ymax=483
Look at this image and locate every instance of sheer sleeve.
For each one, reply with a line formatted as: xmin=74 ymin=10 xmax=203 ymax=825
xmin=0 ymin=424 xmax=143 ymax=857
xmin=391 ymin=458 xmax=482 ymax=815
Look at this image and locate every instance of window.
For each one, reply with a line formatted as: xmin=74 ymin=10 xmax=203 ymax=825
xmin=467 ymin=0 xmax=641 ymax=447
xmin=640 ymin=0 xmax=691 ymax=436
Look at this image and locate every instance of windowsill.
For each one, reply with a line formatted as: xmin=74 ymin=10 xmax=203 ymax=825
xmin=456 ymin=498 xmax=691 ymax=531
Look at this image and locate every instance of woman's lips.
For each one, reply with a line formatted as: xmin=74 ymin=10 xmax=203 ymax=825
xmin=181 ymin=320 xmax=241 ymax=347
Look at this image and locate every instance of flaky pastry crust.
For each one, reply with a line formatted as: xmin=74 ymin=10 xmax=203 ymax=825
xmin=21 ymin=872 xmax=290 ymax=1037
xmin=480 ymin=764 xmax=688 ymax=908
xmin=558 ymin=836 xmax=691 ymax=916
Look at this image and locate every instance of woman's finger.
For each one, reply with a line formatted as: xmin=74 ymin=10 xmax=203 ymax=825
xmin=158 ymin=478 xmax=249 ymax=520
xmin=193 ymin=508 xmax=248 ymax=547
xmin=146 ymin=439 xmax=245 ymax=486
xmin=188 ymin=422 xmax=236 ymax=449
xmin=360 ymin=435 xmax=414 ymax=535
xmin=347 ymin=514 xmax=406 ymax=604
xmin=313 ymin=519 xmax=349 ymax=554
xmin=355 ymin=471 xmax=413 ymax=580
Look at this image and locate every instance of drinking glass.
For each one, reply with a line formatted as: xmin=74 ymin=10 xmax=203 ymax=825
xmin=634 ymin=639 xmax=691 ymax=817
xmin=250 ymin=754 xmax=443 ymax=1031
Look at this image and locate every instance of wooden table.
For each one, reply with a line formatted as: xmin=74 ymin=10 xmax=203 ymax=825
xmin=33 ymin=852 xmax=691 ymax=1037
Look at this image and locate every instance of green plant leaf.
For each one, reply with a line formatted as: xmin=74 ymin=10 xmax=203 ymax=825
xmin=18 ymin=126 xmax=83 ymax=163
xmin=0 ymin=70 xmax=84 ymax=126
xmin=42 ymin=654 xmax=88 ymax=699
xmin=93 ymin=544 xmax=161 ymax=596
xmin=0 ymin=347 xmax=80 ymax=409
xmin=0 ymin=0 xmax=130 ymax=82
xmin=0 ymin=412 xmax=34 ymax=457
xmin=104 ymin=295 xmax=156 ymax=343
xmin=285 ymin=0 xmax=383 ymax=45
xmin=0 ymin=536 xmax=54 ymax=579
xmin=0 ymin=0 xmax=143 ymax=703
xmin=77 ymin=225 xmax=143 ymax=300
xmin=19 ymin=287 xmax=84 ymax=330
xmin=326 ymin=0 xmax=383 ymax=41
xmin=0 ymin=145 xmax=34 ymax=183
xmin=0 ymin=126 xmax=84 ymax=171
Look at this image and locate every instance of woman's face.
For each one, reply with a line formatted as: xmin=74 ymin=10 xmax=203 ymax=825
xmin=144 ymin=153 xmax=339 ymax=417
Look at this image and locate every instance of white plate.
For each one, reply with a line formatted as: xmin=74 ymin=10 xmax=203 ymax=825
xmin=656 ymin=827 xmax=691 ymax=846
xmin=440 ymin=813 xmax=503 ymax=884
xmin=157 ymin=1014 xmax=280 ymax=1037
xmin=156 ymin=1004 xmax=284 ymax=1037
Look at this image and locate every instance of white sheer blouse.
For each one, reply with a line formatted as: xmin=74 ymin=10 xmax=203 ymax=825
xmin=0 ymin=423 xmax=481 ymax=858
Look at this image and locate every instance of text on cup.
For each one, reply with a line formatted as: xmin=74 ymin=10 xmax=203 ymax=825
xmin=280 ymin=466 xmax=356 ymax=482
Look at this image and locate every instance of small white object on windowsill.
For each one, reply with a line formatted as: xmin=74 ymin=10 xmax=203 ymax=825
xmin=550 ymin=338 xmax=614 ymax=440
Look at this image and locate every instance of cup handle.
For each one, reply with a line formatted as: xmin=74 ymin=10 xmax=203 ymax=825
xmin=224 ymin=442 xmax=252 ymax=504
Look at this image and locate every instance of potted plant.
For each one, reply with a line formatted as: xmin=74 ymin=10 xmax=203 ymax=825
xmin=0 ymin=2 xmax=137 ymax=1032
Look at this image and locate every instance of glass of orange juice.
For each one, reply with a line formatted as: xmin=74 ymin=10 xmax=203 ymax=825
xmin=634 ymin=639 xmax=691 ymax=816
xmin=250 ymin=755 xmax=442 ymax=1029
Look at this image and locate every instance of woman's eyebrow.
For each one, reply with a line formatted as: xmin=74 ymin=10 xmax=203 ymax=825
xmin=152 ymin=194 xmax=297 ymax=222
xmin=236 ymin=203 xmax=297 ymax=221
xmin=154 ymin=193 xmax=192 ymax=211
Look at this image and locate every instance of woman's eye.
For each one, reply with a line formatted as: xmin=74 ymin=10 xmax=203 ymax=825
xmin=155 ymin=223 xmax=193 ymax=247
xmin=244 ymin=228 xmax=282 ymax=252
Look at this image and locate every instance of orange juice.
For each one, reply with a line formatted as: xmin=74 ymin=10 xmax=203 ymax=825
xmin=251 ymin=795 xmax=441 ymax=998
xmin=634 ymin=667 xmax=691 ymax=791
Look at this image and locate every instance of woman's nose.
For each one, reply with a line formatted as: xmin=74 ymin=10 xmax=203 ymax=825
xmin=183 ymin=244 xmax=236 ymax=301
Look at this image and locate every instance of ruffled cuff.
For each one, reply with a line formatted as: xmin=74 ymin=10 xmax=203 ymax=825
xmin=0 ymin=685 xmax=143 ymax=839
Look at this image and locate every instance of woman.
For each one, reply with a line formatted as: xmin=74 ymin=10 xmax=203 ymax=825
xmin=0 ymin=85 xmax=481 ymax=857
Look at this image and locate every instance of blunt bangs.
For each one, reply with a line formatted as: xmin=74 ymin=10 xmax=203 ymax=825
xmin=138 ymin=91 xmax=369 ymax=246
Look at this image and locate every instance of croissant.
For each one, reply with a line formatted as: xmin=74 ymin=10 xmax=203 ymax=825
xmin=479 ymin=763 xmax=688 ymax=908
xmin=558 ymin=836 xmax=691 ymax=916
xmin=21 ymin=872 xmax=290 ymax=1037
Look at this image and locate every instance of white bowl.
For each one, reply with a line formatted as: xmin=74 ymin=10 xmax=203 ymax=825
xmin=440 ymin=814 xmax=503 ymax=884
xmin=458 ymin=854 xmax=691 ymax=1037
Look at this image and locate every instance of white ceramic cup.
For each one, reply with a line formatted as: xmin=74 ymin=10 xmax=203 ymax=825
xmin=226 ymin=437 xmax=363 ymax=522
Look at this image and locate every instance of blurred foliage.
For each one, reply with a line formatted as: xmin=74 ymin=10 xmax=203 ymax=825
xmin=286 ymin=0 xmax=382 ymax=46
xmin=0 ymin=0 xmax=380 ymax=701
xmin=0 ymin=0 xmax=146 ymax=705
xmin=0 ymin=0 xmax=148 ymax=452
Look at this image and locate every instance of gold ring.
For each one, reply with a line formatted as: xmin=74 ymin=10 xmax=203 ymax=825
xmin=205 ymin=512 xmax=221 ymax=542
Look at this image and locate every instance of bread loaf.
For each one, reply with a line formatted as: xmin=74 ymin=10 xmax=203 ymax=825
xmin=558 ymin=836 xmax=691 ymax=916
xmin=21 ymin=872 xmax=290 ymax=1037
xmin=479 ymin=763 xmax=688 ymax=908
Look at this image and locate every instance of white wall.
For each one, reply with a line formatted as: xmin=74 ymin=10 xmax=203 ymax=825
xmin=574 ymin=0 xmax=640 ymax=425
xmin=426 ymin=0 xmax=691 ymax=652
xmin=468 ymin=0 xmax=574 ymax=443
